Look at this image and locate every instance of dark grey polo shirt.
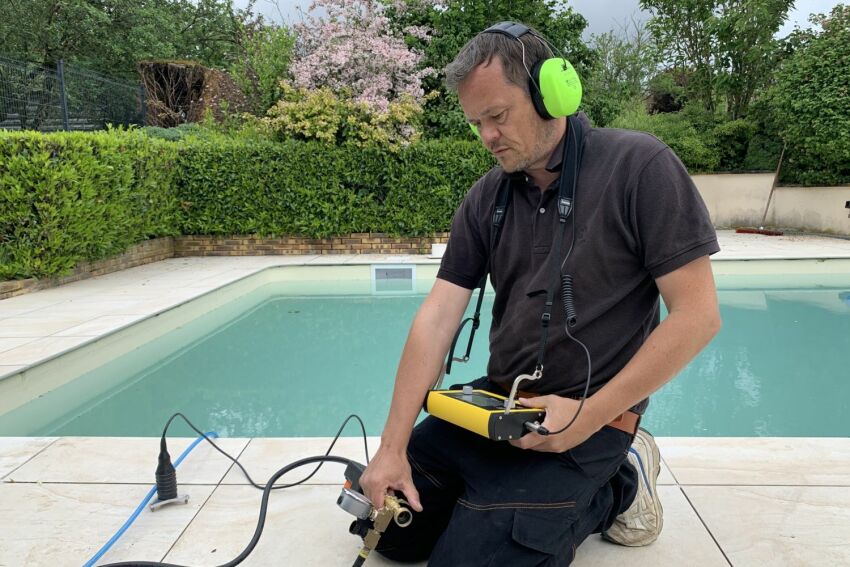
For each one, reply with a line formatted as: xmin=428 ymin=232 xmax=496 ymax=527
xmin=437 ymin=112 xmax=719 ymax=402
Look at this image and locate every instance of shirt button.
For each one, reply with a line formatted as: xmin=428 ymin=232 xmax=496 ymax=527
xmin=539 ymin=207 xmax=546 ymax=214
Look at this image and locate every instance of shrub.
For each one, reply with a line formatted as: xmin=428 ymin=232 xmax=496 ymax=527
xmin=712 ymin=118 xmax=756 ymax=171
xmin=0 ymin=129 xmax=179 ymax=279
xmin=741 ymin=96 xmax=783 ymax=172
xmin=262 ymin=82 xmax=426 ymax=149
xmin=762 ymin=5 xmax=850 ymax=185
xmin=610 ymin=100 xmax=720 ymax=172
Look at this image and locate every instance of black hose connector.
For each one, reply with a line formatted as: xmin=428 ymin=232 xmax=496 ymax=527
xmin=561 ymin=274 xmax=578 ymax=327
xmin=155 ymin=438 xmax=178 ymax=502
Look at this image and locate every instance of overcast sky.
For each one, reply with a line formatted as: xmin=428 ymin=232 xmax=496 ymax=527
xmin=239 ymin=0 xmax=843 ymax=38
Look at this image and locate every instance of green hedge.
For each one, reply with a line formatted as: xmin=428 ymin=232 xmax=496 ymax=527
xmin=0 ymin=130 xmax=493 ymax=279
xmin=176 ymin=138 xmax=493 ymax=237
xmin=0 ymin=130 xmax=180 ymax=279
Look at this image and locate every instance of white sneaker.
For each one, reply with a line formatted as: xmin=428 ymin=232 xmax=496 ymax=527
xmin=602 ymin=428 xmax=663 ymax=546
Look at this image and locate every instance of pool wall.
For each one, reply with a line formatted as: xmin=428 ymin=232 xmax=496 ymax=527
xmin=1 ymin=258 xmax=849 ymax=427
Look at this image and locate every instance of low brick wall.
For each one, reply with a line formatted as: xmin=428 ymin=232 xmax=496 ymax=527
xmin=173 ymin=233 xmax=450 ymax=257
xmin=0 ymin=238 xmax=175 ymax=300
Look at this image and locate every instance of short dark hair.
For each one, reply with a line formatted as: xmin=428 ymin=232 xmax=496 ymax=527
xmin=444 ymin=24 xmax=554 ymax=94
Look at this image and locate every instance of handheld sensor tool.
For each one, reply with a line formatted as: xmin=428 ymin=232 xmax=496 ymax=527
xmin=425 ymin=373 xmax=547 ymax=441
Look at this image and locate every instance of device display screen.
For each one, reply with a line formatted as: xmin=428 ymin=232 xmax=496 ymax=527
xmin=445 ymin=392 xmax=506 ymax=410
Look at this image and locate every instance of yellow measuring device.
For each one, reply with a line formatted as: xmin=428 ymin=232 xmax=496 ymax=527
xmin=425 ymin=385 xmax=545 ymax=441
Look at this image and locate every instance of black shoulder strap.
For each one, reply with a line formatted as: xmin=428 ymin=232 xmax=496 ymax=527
xmin=444 ymin=177 xmax=512 ymax=376
xmin=534 ymin=114 xmax=583 ymax=371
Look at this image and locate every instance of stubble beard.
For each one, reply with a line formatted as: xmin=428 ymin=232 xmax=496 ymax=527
xmin=502 ymin=119 xmax=561 ymax=173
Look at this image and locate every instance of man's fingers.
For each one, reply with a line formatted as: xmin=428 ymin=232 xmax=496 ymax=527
xmin=400 ymin=480 xmax=423 ymax=512
xmin=367 ymin=486 xmax=387 ymax=510
xmin=518 ymin=395 xmax=550 ymax=408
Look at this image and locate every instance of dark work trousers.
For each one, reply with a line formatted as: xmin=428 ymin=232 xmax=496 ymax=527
xmin=374 ymin=378 xmax=639 ymax=566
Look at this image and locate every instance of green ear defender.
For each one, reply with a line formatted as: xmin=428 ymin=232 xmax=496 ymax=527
xmin=481 ymin=22 xmax=582 ymax=120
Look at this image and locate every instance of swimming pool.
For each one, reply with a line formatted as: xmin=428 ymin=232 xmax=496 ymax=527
xmin=0 ymin=262 xmax=848 ymax=438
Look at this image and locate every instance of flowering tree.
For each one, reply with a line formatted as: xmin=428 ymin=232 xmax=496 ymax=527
xmin=291 ymin=0 xmax=436 ymax=112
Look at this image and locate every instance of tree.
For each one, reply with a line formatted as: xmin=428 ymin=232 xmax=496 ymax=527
xmin=229 ymin=5 xmax=296 ymax=113
xmin=290 ymin=0 xmax=435 ymax=113
xmin=715 ymin=0 xmax=795 ymax=119
xmin=764 ymin=4 xmax=850 ymax=185
xmin=640 ymin=0 xmax=793 ymax=117
xmin=583 ymin=16 xmax=659 ymax=125
xmin=640 ymin=0 xmax=719 ymax=111
xmin=0 ymin=0 xmax=245 ymax=79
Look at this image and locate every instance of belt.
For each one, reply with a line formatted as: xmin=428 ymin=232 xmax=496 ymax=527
xmin=510 ymin=389 xmax=641 ymax=436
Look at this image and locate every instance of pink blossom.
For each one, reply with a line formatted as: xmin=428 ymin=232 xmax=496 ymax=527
xmin=291 ymin=0 xmax=435 ymax=112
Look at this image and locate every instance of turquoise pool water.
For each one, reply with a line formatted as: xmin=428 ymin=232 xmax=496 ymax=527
xmin=1 ymin=274 xmax=849 ymax=437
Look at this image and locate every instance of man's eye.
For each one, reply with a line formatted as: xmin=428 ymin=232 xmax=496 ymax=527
xmin=495 ymin=112 xmax=506 ymax=121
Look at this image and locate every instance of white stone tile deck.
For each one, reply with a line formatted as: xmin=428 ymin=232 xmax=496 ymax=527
xmin=1 ymin=230 xmax=850 ymax=565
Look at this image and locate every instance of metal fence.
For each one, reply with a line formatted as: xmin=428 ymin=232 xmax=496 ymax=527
xmin=0 ymin=56 xmax=145 ymax=132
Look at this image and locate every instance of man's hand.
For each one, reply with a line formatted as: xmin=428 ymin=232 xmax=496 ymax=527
xmin=509 ymin=395 xmax=600 ymax=453
xmin=359 ymin=448 xmax=423 ymax=513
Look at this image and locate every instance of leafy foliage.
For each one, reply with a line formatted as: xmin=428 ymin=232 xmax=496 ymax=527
xmin=714 ymin=0 xmax=794 ymax=120
xmin=261 ymin=82 xmax=427 ymax=149
xmin=0 ymin=127 xmax=495 ymax=278
xmin=175 ymin=137 xmax=494 ymax=237
xmin=762 ymin=4 xmax=850 ymax=185
xmin=0 ymin=129 xmax=179 ymax=279
xmin=229 ymin=16 xmax=297 ymax=114
xmin=0 ymin=0 xmax=246 ymax=79
xmin=611 ymin=101 xmax=720 ymax=172
xmin=583 ymin=18 xmax=659 ymax=126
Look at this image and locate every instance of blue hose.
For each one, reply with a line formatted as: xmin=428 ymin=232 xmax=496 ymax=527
xmin=82 ymin=432 xmax=219 ymax=567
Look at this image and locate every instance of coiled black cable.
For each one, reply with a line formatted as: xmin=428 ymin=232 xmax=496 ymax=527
xmin=560 ymin=274 xmax=578 ymax=328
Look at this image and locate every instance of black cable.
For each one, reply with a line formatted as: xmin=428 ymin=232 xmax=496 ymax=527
xmin=99 ymin=455 xmax=355 ymax=567
xmin=531 ymin=120 xmax=592 ymax=437
xmin=161 ymin=412 xmax=369 ymax=490
xmin=536 ymin=322 xmax=593 ymax=436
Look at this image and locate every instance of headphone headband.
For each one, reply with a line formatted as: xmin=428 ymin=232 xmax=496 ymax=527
xmin=483 ymin=21 xmax=531 ymax=40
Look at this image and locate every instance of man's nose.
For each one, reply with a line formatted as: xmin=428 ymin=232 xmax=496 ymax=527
xmin=480 ymin=124 xmax=500 ymax=146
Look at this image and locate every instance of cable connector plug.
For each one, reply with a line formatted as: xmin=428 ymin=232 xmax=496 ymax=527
xmin=150 ymin=436 xmax=189 ymax=511
xmin=155 ymin=437 xmax=177 ymax=501
xmin=524 ymin=421 xmax=550 ymax=436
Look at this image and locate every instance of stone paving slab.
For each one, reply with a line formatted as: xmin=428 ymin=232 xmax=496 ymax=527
xmin=2 ymin=435 xmax=848 ymax=566
xmin=0 ymin=482 xmax=215 ymax=566
xmin=5 ymin=437 xmax=250 ymax=485
xmin=657 ymin=437 xmax=850 ymax=486
xmin=0 ymin=436 xmax=56 ymax=479
xmin=685 ymin=485 xmax=850 ymax=567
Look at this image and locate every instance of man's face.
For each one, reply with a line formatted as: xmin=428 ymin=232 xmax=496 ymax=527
xmin=458 ymin=56 xmax=559 ymax=173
